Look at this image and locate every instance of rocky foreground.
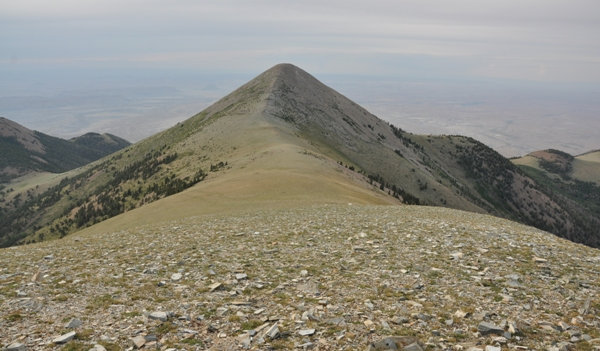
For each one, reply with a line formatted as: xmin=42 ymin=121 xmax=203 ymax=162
xmin=1 ymin=205 xmax=599 ymax=350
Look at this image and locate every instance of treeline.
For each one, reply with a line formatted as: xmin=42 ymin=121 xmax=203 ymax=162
xmin=519 ymin=165 xmax=600 ymax=248
xmin=337 ymin=160 xmax=420 ymax=205
xmin=71 ymin=149 xmax=207 ymax=229
xmin=0 ymin=147 xmax=211 ymax=247
xmin=455 ymin=137 xmax=517 ymax=211
xmin=389 ymin=124 xmax=424 ymax=152
xmin=367 ymin=173 xmax=420 ymax=205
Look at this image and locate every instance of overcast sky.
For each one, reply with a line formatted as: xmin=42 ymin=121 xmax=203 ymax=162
xmin=1 ymin=1 xmax=599 ymax=156
xmin=2 ymin=0 xmax=600 ymax=83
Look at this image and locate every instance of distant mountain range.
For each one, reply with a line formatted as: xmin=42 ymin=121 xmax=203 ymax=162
xmin=0 ymin=117 xmax=130 ymax=183
xmin=0 ymin=64 xmax=598 ymax=248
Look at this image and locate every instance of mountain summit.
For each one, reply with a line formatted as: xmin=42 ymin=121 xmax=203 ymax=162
xmin=1 ymin=64 xmax=599 ymax=248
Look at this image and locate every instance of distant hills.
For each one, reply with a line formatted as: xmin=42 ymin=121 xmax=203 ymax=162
xmin=0 ymin=64 xmax=598 ymax=248
xmin=0 ymin=117 xmax=130 ymax=183
xmin=513 ymin=149 xmax=600 ymax=185
xmin=511 ymin=149 xmax=600 ymax=246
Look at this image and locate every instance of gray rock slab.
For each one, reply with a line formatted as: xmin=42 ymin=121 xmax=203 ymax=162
xmin=131 ymin=335 xmax=145 ymax=349
xmin=265 ymin=323 xmax=279 ymax=339
xmin=404 ymin=343 xmax=424 ymax=351
xmin=478 ymin=321 xmax=504 ymax=335
xmin=5 ymin=343 xmax=26 ymax=351
xmin=149 ymin=311 xmax=168 ymax=321
xmin=65 ymin=318 xmax=82 ymax=329
xmin=53 ymin=331 xmax=76 ymax=344
xmin=298 ymin=328 xmax=316 ymax=336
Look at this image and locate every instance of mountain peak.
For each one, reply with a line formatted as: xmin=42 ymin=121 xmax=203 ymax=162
xmin=249 ymin=63 xmax=324 ymax=97
xmin=263 ymin=63 xmax=307 ymax=78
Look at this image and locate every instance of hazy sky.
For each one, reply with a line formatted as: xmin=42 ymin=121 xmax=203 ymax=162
xmin=1 ymin=1 xmax=599 ymax=156
xmin=2 ymin=0 xmax=599 ymax=82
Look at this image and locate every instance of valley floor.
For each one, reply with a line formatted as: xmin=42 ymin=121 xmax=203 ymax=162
xmin=1 ymin=205 xmax=598 ymax=350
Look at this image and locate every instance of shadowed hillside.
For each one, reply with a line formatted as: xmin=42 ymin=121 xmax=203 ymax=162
xmin=512 ymin=149 xmax=600 ymax=246
xmin=0 ymin=117 xmax=130 ymax=183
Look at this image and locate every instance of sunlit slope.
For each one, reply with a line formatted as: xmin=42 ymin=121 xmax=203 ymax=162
xmin=4 ymin=64 xmax=398 ymax=245
xmin=78 ymin=110 xmax=398 ymax=235
xmin=573 ymin=150 xmax=600 ymax=184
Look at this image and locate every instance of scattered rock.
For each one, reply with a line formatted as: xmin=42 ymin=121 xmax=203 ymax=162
xmin=89 ymin=345 xmax=107 ymax=351
xmin=148 ymin=311 xmax=169 ymax=322
xmin=235 ymin=273 xmax=248 ymax=280
xmin=65 ymin=317 xmax=83 ymax=329
xmin=238 ymin=333 xmax=251 ymax=348
xmin=392 ymin=316 xmax=410 ymax=324
xmin=0 ymin=205 xmax=597 ymax=350
xmin=209 ymin=282 xmax=223 ymax=292
xmin=4 ymin=343 xmax=26 ymax=351
xmin=367 ymin=336 xmax=423 ymax=351
xmin=450 ymin=252 xmax=463 ymax=260
xmin=404 ymin=343 xmax=424 ymax=351
xmin=31 ymin=270 xmax=42 ymax=283
xmin=454 ymin=310 xmax=469 ymax=319
xmin=170 ymin=272 xmax=182 ymax=281
xmin=265 ymin=323 xmax=279 ymax=339
xmin=478 ymin=321 xmax=504 ymax=335
xmin=53 ymin=331 xmax=76 ymax=344
xmin=131 ymin=335 xmax=146 ymax=349
xmin=298 ymin=329 xmax=316 ymax=336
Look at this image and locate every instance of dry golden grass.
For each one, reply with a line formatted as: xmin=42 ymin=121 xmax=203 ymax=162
xmin=572 ymin=152 xmax=600 ymax=184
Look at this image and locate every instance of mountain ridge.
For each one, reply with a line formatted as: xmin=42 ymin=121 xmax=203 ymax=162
xmin=0 ymin=117 xmax=130 ymax=183
xmin=1 ymin=64 xmax=599 ymax=248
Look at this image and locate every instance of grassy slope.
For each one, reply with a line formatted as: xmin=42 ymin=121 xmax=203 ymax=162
xmin=513 ymin=150 xmax=600 ymax=185
xmin=9 ymin=69 xmax=397 ymax=244
xmin=572 ymin=151 xmax=600 ymax=184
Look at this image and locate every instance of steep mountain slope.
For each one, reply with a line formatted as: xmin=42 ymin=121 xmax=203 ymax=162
xmin=0 ymin=117 xmax=130 ymax=183
xmin=512 ymin=149 xmax=600 ymax=246
xmin=1 ymin=64 xmax=598 ymax=248
xmin=259 ymin=65 xmax=598 ymax=247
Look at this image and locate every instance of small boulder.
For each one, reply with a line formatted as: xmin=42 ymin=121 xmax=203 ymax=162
xmin=65 ymin=318 xmax=83 ymax=329
xmin=53 ymin=331 xmax=76 ymax=344
xmin=5 ymin=343 xmax=27 ymax=351
xmin=367 ymin=336 xmax=423 ymax=351
xmin=149 ymin=311 xmax=169 ymax=322
xmin=131 ymin=335 xmax=145 ymax=349
xmin=298 ymin=329 xmax=316 ymax=336
xmin=478 ymin=321 xmax=504 ymax=335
